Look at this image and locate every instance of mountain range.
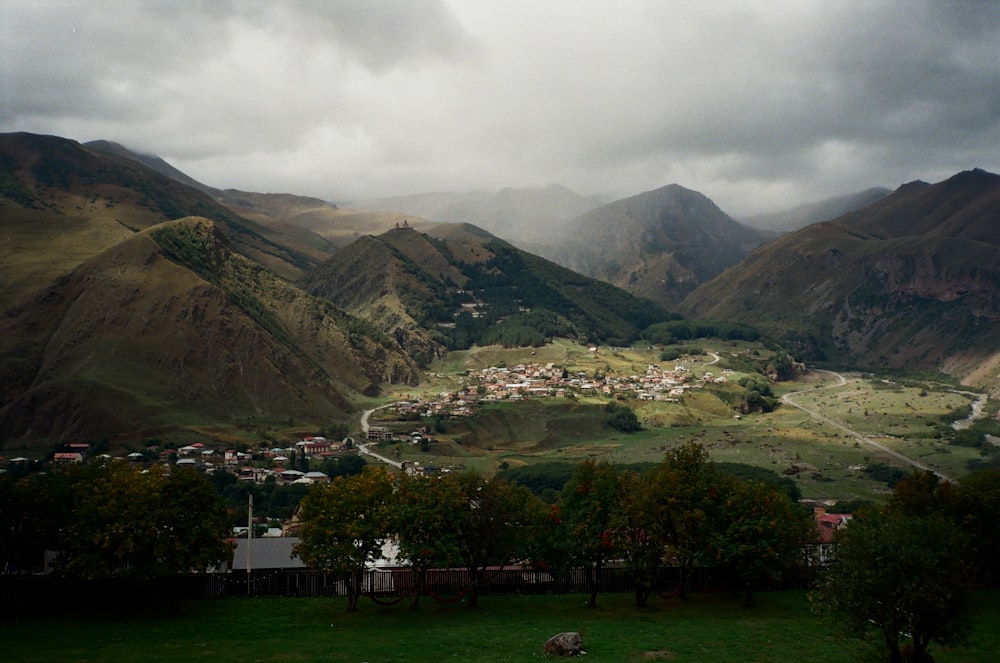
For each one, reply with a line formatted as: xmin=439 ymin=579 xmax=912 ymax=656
xmin=3 ymin=130 xmax=999 ymax=447
xmin=0 ymin=133 xmax=667 ymax=447
xmin=682 ymin=169 xmax=1000 ymax=393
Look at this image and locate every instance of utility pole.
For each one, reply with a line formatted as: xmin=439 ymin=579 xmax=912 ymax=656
xmin=247 ymin=493 xmax=253 ymax=596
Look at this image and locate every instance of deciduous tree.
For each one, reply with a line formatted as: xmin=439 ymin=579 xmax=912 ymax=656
xmin=810 ymin=507 xmax=972 ymax=663
xmin=446 ymin=472 xmax=547 ymax=608
xmin=613 ymin=469 xmax=666 ymax=607
xmin=652 ymin=442 xmax=725 ymax=599
xmin=55 ymin=463 xmax=231 ymax=582
xmin=295 ymin=466 xmax=394 ymax=612
xmin=953 ymin=468 xmax=1000 ymax=583
xmin=558 ymin=460 xmax=620 ymax=607
xmin=712 ymin=476 xmax=811 ymax=606
xmin=390 ymin=473 xmax=464 ymax=608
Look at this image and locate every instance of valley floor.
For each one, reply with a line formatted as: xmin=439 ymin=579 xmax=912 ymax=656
xmin=370 ymin=341 xmax=994 ymax=503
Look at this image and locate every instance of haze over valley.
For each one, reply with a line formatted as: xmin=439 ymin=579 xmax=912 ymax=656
xmin=2 ymin=2 xmax=1000 ymax=501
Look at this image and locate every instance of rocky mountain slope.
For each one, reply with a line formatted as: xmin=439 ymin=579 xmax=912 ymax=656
xmin=533 ymin=184 xmax=769 ymax=308
xmin=682 ymin=169 xmax=1000 ymax=394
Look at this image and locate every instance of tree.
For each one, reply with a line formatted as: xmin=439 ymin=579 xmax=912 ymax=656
xmin=295 ymin=466 xmax=394 ymax=611
xmin=712 ymin=477 xmax=811 ymax=607
xmin=890 ymin=468 xmax=1000 ymax=586
xmin=953 ymin=468 xmax=1000 ymax=583
xmin=390 ymin=473 xmax=464 ymax=609
xmin=604 ymin=401 xmax=641 ymax=432
xmin=810 ymin=507 xmax=972 ymax=663
xmin=613 ymin=469 xmax=666 ymax=607
xmin=737 ymin=374 xmax=779 ymax=413
xmin=55 ymin=463 xmax=231 ymax=583
xmin=888 ymin=470 xmax=959 ymax=518
xmin=558 ymin=460 xmax=620 ymax=607
xmin=319 ymin=454 xmax=367 ymax=479
xmin=0 ymin=469 xmax=78 ymax=573
xmin=652 ymin=443 xmax=725 ymax=599
xmin=445 ymin=472 xmax=547 ymax=608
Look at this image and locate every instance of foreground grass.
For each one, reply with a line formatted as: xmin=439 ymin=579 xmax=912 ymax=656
xmin=3 ymin=591 xmax=998 ymax=662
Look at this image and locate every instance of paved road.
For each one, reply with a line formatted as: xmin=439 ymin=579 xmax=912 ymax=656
xmin=357 ymin=405 xmax=403 ymax=469
xmin=781 ymin=368 xmax=951 ymax=481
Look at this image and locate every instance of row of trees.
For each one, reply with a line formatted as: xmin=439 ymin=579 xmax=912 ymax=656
xmin=0 ymin=462 xmax=231 ymax=581
xmin=295 ymin=443 xmax=813 ymax=611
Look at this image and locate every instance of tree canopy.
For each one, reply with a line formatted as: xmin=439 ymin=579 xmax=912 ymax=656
xmin=810 ymin=506 xmax=972 ymax=663
xmin=294 ymin=466 xmax=394 ymax=611
xmin=41 ymin=463 xmax=231 ymax=582
xmin=558 ymin=459 xmax=620 ymax=607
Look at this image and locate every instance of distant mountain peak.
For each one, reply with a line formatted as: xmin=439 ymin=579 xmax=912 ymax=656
xmin=946 ymin=167 xmax=999 ymax=186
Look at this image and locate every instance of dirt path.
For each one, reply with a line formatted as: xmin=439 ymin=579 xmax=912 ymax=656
xmin=781 ymin=369 xmax=951 ymax=481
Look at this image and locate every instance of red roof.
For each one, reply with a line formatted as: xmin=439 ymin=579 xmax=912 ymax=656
xmin=814 ymin=511 xmax=852 ymax=544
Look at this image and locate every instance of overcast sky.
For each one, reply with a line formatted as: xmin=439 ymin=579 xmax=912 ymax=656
xmin=3 ymin=1 xmax=999 ymax=216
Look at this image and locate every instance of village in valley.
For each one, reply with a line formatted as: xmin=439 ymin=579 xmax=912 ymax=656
xmin=371 ymin=356 xmax=734 ymax=435
xmin=4 ymin=351 xmax=744 ymax=517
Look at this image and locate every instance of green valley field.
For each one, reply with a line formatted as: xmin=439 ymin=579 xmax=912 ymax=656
xmin=370 ymin=341 xmax=996 ymax=503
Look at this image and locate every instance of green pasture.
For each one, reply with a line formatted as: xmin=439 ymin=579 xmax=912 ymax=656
xmin=3 ymin=591 xmax=998 ymax=662
xmin=378 ymin=342 xmax=995 ymax=503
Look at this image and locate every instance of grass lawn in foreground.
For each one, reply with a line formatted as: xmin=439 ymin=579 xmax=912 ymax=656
xmin=2 ymin=590 xmax=998 ymax=662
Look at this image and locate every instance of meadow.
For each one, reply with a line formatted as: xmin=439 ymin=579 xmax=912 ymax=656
xmin=376 ymin=341 xmax=993 ymax=503
xmin=2 ymin=590 xmax=998 ymax=662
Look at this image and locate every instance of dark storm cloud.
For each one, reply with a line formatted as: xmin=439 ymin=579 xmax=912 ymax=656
xmin=2 ymin=1 xmax=998 ymax=215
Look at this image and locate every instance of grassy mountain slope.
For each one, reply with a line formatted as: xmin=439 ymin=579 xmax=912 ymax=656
xmin=301 ymin=224 xmax=674 ymax=363
xmin=83 ymin=138 xmax=340 ymax=269
xmin=533 ymin=184 xmax=768 ymax=308
xmin=0 ymin=217 xmax=419 ymax=448
xmin=0 ymin=132 xmax=320 ymax=280
xmin=682 ymin=169 xmax=1000 ymax=394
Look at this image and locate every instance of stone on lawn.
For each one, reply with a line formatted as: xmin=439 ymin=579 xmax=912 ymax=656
xmin=543 ymin=632 xmax=583 ymax=656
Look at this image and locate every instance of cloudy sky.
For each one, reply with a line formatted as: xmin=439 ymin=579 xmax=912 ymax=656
xmin=3 ymin=1 xmax=999 ymax=216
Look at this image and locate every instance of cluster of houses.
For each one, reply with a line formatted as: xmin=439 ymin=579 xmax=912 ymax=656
xmin=464 ymin=361 xmax=721 ymax=402
xmin=2 ymin=436 xmax=358 ymax=488
xmin=376 ymin=361 xmax=734 ymax=426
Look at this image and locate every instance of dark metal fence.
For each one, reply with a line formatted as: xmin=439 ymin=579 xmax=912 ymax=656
xmin=1 ymin=564 xmax=820 ymax=612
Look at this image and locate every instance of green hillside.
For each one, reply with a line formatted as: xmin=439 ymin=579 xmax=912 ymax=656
xmin=302 ymin=224 xmax=676 ymax=364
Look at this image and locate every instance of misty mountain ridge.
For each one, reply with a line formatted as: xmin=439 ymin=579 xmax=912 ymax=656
xmin=350 ymin=184 xmax=607 ymax=245
xmin=520 ymin=183 xmax=770 ymax=308
xmin=743 ymin=187 xmax=893 ymax=233
xmin=683 ymin=168 xmax=1000 ymax=395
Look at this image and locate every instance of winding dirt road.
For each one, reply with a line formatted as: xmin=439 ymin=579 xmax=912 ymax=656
xmin=781 ymin=369 xmax=950 ymax=481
